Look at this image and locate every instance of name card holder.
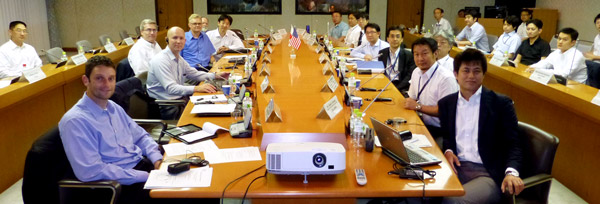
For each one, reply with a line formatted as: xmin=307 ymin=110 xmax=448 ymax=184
xmin=259 ymin=64 xmax=271 ymax=76
xmin=265 ymin=45 xmax=273 ymax=54
xmin=123 ymin=37 xmax=135 ymax=46
xmin=318 ymin=53 xmax=328 ymax=63
xmin=278 ymin=29 xmax=287 ymax=35
xmin=261 ymin=76 xmax=275 ymax=93
xmin=263 ymin=54 xmax=272 ymax=64
xmin=322 ymin=62 xmax=334 ymax=75
xmin=265 ymin=98 xmax=283 ymax=122
xmin=592 ymin=90 xmax=600 ymax=106
xmin=317 ymin=96 xmax=343 ymax=120
xmin=320 ymin=75 xmax=338 ymax=92
xmin=315 ymin=45 xmax=323 ymax=54
xmin=529 ymin=68 xmax=556 ymax=85
xmin=103 ymin=43 xmax=118 ymax=53
xmin=21 ymin=66 xmax=46 ymax=84
xmin=68 ymin=53 xmax=88 ymax=66
xmin=489 ymin=54 xmax=508 ymax=67
xmin=273 ymin=33 xmax=282 ymax=41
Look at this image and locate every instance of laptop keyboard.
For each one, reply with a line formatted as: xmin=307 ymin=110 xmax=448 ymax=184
xmin=406 ymin=149 xmax=429 ymax=163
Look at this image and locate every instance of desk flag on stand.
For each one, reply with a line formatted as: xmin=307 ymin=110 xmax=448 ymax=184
xmin=289 ymin=25 xmax=301 ymax=50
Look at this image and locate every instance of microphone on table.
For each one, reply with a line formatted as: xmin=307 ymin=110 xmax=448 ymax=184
xmin=361 ymin=72 xmax=400 ymax=116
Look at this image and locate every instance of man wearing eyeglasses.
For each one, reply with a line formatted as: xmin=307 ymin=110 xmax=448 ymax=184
xmin=0 ymin=21 xmax=42 ymax=78
xmin=128 ymin=19 xmax=162 ymax=75
xmin=350 ymin=23 xmax=389 ymax=61
xmin=181 ymin=14 xmax=216 ymax=70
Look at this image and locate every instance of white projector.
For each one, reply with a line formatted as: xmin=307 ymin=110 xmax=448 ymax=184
xmin=266 ymin=142 xmax=346 ymax=175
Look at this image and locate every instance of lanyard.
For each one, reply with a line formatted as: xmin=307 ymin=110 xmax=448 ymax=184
xmin=387 ymin=49 xmax=401 ymax=77
xmin=417 ymin=64 xmax=439 ymax=101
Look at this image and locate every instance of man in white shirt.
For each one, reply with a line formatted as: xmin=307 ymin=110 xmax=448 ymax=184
xmin=434 ymin=31 xmax=455 ymax=72
xmin=128 ymin=19 xmax=161 ymax=76
xmin=490 ymin=16 xmax=522 ymax=59
xmin=584 ymin=13 xmax=600 ymax=62
xmin=405 ymin=37 xmax=458 ymax=144
xmin=517 ymin=9 xmax=533 ymax=40
xmin=339 ymin=13 xmax=361 ymax=48
xmin=147 ymin=27 xmax=230 ymax=119
xmin=433 ymin=8 xmax=453 ymax=35
xmin=0 ymin=21 xmax=42 ymax=78
xmin=350 ymin=23 xmax=389 ymax=61
xmin=456 ymin=10 xmax=490 ymax=52
xmin=530 ymin=27 xmax=588 ymax=83
xmin=356 ymin=13 xmax=369 ymax=47
xmin=206 ymin=14 xmax=245 ymax=55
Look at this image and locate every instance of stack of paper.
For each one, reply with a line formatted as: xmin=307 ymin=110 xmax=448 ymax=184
xmin=162 ymin=140 xmax=219 ymax=156
xmin=144 ymin=167 xmax=213 ymax=189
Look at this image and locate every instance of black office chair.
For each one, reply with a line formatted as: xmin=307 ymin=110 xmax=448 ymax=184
xmin=116 ymin=57 xmax=135 ymax=82
xmin=22 ymin=127 xmax=121 ymax=204
xmin=231 ymin=29 xmax=245 ymax=41
xmin=76 ymin=40 xmax=93 ymax=52
xmin=585 ymin=60 xmax=600 ymax=88
xmin=99 ymin=34 xmax=112 ymax=46
xmin=505 ymin=121 xmax=560 ymax=204
xmin=119 ymin=30 xmax=130 ymax=41
xmin=46 ymin=47 xmax=66 ymax=64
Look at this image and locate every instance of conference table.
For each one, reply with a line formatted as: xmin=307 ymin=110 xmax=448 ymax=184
xmin=404 ymin=32 xmax=600 ymax=204
xmin=150 ymin=36 xmax=464 ymax=203
xmin=0 ymin=30 xmax=167 ymax=193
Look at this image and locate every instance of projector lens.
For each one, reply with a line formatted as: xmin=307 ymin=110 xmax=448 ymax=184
xmin=313 ymin=153 xmax=326 ymax=168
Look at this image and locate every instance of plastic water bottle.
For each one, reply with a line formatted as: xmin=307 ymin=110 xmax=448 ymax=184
xmin=352 ymin=111 xmax=364 ymax=147
xmin=269 ymin=26 xmax=274 ymax=34
xmin=259 ymin=40 xmax=264 ymax=51
xmin=253 ymin=29 xmax=259 ymax=46
xmin=339 ymin=57 xmax=347 ymax=73
xmin=243 ymin=92 xmax=252 ymax=112
xmin=78 ymin=45 xmax=84 ymax=54
xmin=349 ymin=108 xmax=358 ymax=137
xmin=60 ymin=52 xmax=68 ymax=62
xmin=348 ymin=73 xmax=356 ymax=93
xmin=106 ymin=38 xmax=111 ymax=45
xmin=312 ymin=30 xmax=317 ymax=39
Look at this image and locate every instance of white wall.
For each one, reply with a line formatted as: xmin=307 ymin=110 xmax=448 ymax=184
xmin=193 ymin=0 xmax=388 ymax=39
xmin=536 ymin=0 xmax=597 ymax=42
xmin=422 ymin=0 xmax=496 ymax=34
xmin=0 ymin=0 xmax=50 ymax=55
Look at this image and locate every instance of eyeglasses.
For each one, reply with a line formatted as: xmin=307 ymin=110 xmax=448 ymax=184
xmin=366 ymin=31 xmax=378 ymax=35
xmin=190 ymin=23 xmax=202 ymax=26
xmin=144 ymin=29 xmax=158 ymax=33
xmin=12 ymin=28 xmax=27 ymax=34
xmin=388 ymin=34 xmax=402 ymax=38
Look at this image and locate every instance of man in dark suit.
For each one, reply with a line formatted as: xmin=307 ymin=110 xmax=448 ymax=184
xmin=439 ymin=48 xmax=525 ymax=203
xmin=378 ymin=25 xmax=415 ymax=93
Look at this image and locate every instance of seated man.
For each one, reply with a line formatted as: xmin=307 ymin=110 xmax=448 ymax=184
xmin=404 ymin=37 xmax=458 ymax=144
xmin=350 ymin=23 xmax=389 ymax=61
xmin=328 ymin=11 xmax=349 ymax=42
xmin=517 ymin=9 xmax=533 ymax=40
xmin=440 ymin=48 xmax=525 ymax=203
xmin=456 ymin=10 xmax=490 ymax=52
xmin=128 ymin=19 xmax=162 ymax=75
xmin=433 ymin=8 xmax=453 ymax=35
xmin=434 ymin=31 xmax=455 ymax=72
xmin=356 ymin=13 xmax=369 ymax=47
xmin=530 ymin=27 xmax=587 ymax=83
xmin=147 ymin=27 xmax=230 ymax=120
xmin=206 ymin=14 xmax=245 ymax=55
xmin=181 ymin=14 xmax=216 ymax=70
xmin=201 ymin=17 xmax=209 ymax=33
xmin=59 ymin=55 xmax=163 ymax=204
xmin=340 ymin=12 xmax=361 ymax=48
xmin=584 ymin=13 xmax=600 ymax=62
xmin=514 ymin=19 xmax=551 ymax=66
xmin=0 ymin=21 xmax=42 ymax=78
xmin=378 ymin=25 xmax=415 ymax=92
xmin=490 ymin=16 xmax=522 ymax=59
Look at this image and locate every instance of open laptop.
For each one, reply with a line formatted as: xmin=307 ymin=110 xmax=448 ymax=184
xmin=370 ymin=117 xmax=441 ymax=166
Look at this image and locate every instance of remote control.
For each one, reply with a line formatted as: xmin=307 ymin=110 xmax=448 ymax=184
xmin=355 ymin=169 xmax=367 ymax=185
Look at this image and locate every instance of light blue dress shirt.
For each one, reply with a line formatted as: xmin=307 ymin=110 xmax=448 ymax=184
xmin=59 ymin=93 xmax=163 ymax=185
xmin=181 ymin=31 xmax=216 ymax=68
xmin=329 ymin=21 xmax=349 ymax=39
xmin=350 ymin=39 xmax=390 ymax=60
xmin=456 ymin=22 xmax=490 ymax=52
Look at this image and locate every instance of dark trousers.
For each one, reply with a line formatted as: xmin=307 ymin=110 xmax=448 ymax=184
xmin=425 ymin=125 xmax=443 ymax=149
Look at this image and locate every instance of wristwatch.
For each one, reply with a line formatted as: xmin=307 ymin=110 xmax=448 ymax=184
xmin=506 ymin=170 xmax=519 ymax=177
xmin=415 ymin=101 xmax=422 ymax=111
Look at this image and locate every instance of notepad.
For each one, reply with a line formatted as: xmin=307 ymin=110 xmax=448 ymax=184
xmin=356 ymin=61 xmax=385 ymax=73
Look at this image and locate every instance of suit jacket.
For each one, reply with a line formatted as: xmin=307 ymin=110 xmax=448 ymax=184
xmin=378 ymin=44 xmax=416 ymax=92
xmin=438 ymin=87 xmax=523 ymax=186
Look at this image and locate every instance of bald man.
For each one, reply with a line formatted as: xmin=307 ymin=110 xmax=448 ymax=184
xmin=146 ymin=27 xmax=230 ymax=120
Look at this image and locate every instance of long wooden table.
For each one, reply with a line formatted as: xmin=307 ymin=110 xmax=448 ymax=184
xmin=405 ymin=32 xmax=600 ymax=203
xmin=150 ymin=37 xmax=463 ymax=202
xmin=0 ymin=30 xmax=167 ymax=192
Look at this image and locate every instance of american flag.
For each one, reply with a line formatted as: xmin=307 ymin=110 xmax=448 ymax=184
xmin=289 ymin=25 xmax=301 ymax=50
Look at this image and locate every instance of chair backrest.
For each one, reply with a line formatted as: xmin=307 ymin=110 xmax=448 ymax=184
xmin=76 ymin=40 xmax=93 ymax=52
xmin=575 ymin=40 xmax=593 ymax=54
xmin=519 ymin=121 xmax=559 ymax=177
xmin=46 ymin=47 xmax=65 ymax=64
xmin=231 ymin=29 xmax=245 ymax=40
xmin=110 ymin=77 xmax=161 ymax=119
xmin=487 ymin=34 xmax=498 ymax=52
xmin=98 ymin=34 xmax=112 ymax=46
xmin=119 ymin=30 xmax=129 ymax=40
xmin=135 ymin=26 xmax=141 ymax=36
xmin=115 ymin=57 xmax=134 ymax=82
xmin=550 ymin=36 xmax=558 ymax=51
xmin=586 ymin=60 xmax=600 ymax=88
xmin=22 ymin=127 xmax=74 ymax=204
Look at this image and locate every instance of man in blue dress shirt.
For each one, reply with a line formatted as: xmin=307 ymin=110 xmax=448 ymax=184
xmin=456 ymin=10 xmax=490 ymax=52
xmin=181 ymin=14 xmax=216 ymax=70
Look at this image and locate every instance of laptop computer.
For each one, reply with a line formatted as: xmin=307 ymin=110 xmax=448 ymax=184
xmin=370 ymin=117 xmax=441 ymax=166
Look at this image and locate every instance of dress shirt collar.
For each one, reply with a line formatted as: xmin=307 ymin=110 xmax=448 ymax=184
xmin=419 ymin=62 xmax=440 ymax=77
xmin=369 ymin=39 xmax=382 ymax=47
xmin=6 ymin=39 xmax=22 ymax=49
xmin=504 ymin=31 xmax=516 ymax=37
xmin=469 ymin=22 xmax=481 ymax=29
xmin=350 ymin=24 xmax=360 ymax=31
xmin=81 ymin=92 xmax=114 ymax=117
xmin=438 ymin=54 xmax=451 ymax=64
xmin=186 ymin=30 xmax=204 ymax=40
xmin=165 ymin=47 xmax=179 ymax=61
xmin=458 ymin=86 xmax=482 ymax=103
xmin=560 ymin=46 xmax=576 ymax=55
xmin=137 ymin=37 xmax=157 ymax=48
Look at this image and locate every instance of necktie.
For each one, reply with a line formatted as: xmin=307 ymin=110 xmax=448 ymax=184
xmin=358 ymin=31 xmax=364 ymax=47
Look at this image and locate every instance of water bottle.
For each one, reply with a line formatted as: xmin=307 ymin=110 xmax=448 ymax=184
xmin=503 ymin=51 xmax=509 ymax=58
xmin=243 ymin=92 xmax=252 ymax=112
xmin=421 ymin=25 xmax=426 ymax=34
xmin=339 ymin=57 xmax=346 ymax=73
xmin=349 ymin=108 xmax=358 ymax=138
xmin=253 ymin=29 xmax=259 ymax=46
xmin=270 ymin=26 xmax=274 ymax=34
xmin=78 ymin=45 xmax=84 ymax=54
xmin=348 ymin=73 xmax=356 ymax=93
xmin=60 ymin=52 xmax=68 ymax=62
xmin=106 ymin=38 xmax=111 ymax=45
xmin=259 ymin=40 xmax=264 ymax=51
xmin=312 ymin=30 xmax=317 ymax=39
xmin=353 ymin=111 xmax=364 ymax=147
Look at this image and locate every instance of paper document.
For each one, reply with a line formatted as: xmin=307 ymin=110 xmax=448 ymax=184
xmin=223 ymin=55 xmax=246 ymax=59
xmin=162 ymin=140 xmax=219 ymax=156
xmin=144 ymin=167 xmax=213 ymax=189
xmin=190 ymin=104 xmax=236 ymax=114
xmin=203 ymin=147 xmax=262 ymax=164
xmin=0 ymin=80 xmax=11 ymax=88
xmin=176 ymin=122 xmax=228 ymax=143
xmin=404 ymin=134 xmax=433 ymax=147
xmin=190 ymin=94 xmax=228 ymax=103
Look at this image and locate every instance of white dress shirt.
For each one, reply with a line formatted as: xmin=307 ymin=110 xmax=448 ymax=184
xmin=492 ymin=31 xmax=522 ymax=56
xmin=147 ymin=48 xmax=215 ymax=100
xmin=437 ymin=54 xmax=454 ymax=73
xmin=206 ymin=29 xmax=245 ymax=52
xmin=456 ymin=22 xmax=490 ymax=52
xmin=530 ymin=47 xmax=588 ymax=83
xmin=593 ymin=34 xmax=600 ymax=62
xmin=407 ymin=62 xmax=458 ymax=127
xmin=517 ymin=22 xmax=528 ymax=40
xmin=345 ymin=24 xmax=362 ymax=47
xmin=455 ymin=86 xmax=483 ymax=164
xmin=0 ymin=40 xmax=42 ymax=78
xmin=385 ymin=48 xmax=401 ymax=78
xmin=433 ymin=18 xmax=453 ymax=35
xmin=350 ymin=39 xmax=390 ymax=60
xmin=128 ymin=38 xmax=162 ymax=75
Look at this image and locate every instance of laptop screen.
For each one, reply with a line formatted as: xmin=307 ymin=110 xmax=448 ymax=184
xmin=370 ymin=117 xmax=411 ymax=164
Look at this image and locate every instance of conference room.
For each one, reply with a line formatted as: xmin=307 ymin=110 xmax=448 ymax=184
xmin=1 ymin=0 xmax=598 ymax=203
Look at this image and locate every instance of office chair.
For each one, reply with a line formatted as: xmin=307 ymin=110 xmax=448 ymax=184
xmin=550 ymin=36 xmax=558 ymax=51
xmin=110 ymin=77 xmax=185 ymax=144
xmin=119 ymin=30 xmax=129 ymax=41
xmin=231 ymin=29 xmax=245 ymax=40
xmin=116 ymin=57 xmax=134 ymax=82
xmin=46 ymin=47 xmax=66 ymax=64
xmin=487 ymin=34 xmax=498 ymax=52
xmin=585 ymin=60 xmax=600 ymax=88
xmin=99 ymin=34 xmax=112 ymax=46
xmin=75 ymin=40 xmax=93 ymax=52
xmin=504 ymin=121 xmax=559 ymax=204
xmin=22 ymin=127 xmax=121 ymax=204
